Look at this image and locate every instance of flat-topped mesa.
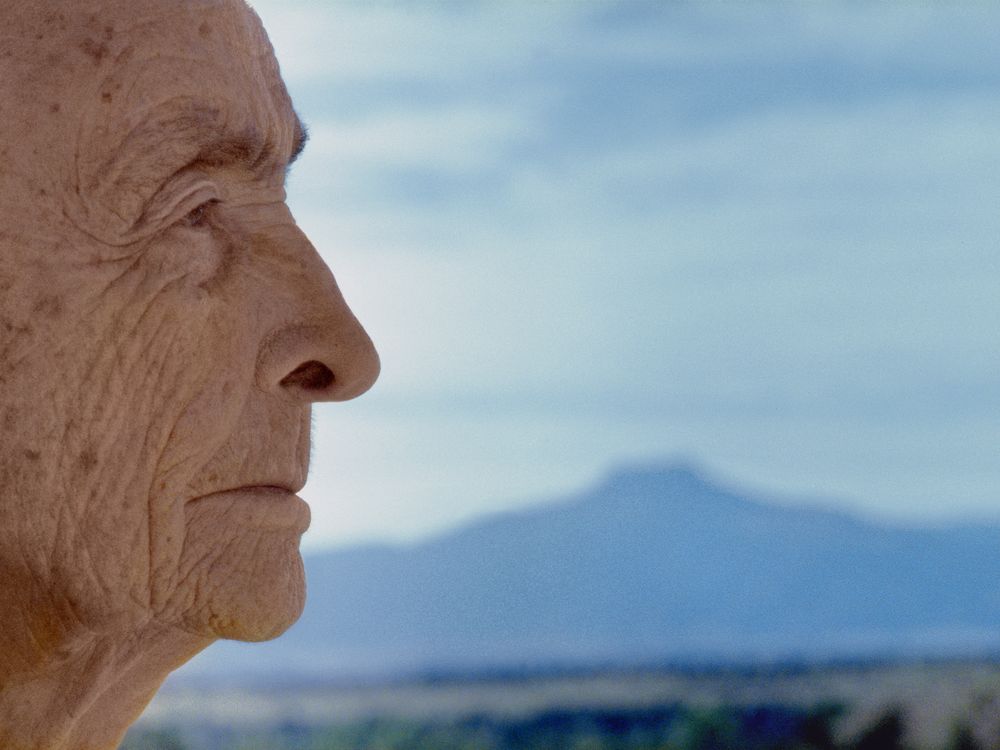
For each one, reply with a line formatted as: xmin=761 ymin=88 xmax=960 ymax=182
xmin=596 ymin=460 xmax=718 ymax=502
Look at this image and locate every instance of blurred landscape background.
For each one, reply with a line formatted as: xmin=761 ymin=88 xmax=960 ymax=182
xmin=127 ymin=2 xmax=1000 ymax=748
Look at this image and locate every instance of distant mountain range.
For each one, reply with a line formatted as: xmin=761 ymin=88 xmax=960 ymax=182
xmin=177 ymin=462 xmax=1000 ymax=683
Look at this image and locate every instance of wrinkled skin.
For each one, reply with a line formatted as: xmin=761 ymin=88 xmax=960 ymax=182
xmin=0 ymin=1 xmax=379 ymax=747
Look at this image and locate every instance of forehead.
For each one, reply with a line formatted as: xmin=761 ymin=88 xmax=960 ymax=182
xmin=14 ymin=0 xmax=277 ymax=84
xmin=101 ymin=0 xmax=294 ymax=131
xmin=110 ymin=2 xmax=302 ymax=199
xmin=6 ymin=0 xmax=300 ymax=180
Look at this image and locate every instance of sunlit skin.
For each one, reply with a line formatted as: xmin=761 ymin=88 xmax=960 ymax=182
xmin=0 ymin=1 xmax=379 ymax=747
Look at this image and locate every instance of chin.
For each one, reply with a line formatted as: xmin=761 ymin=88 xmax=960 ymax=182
xmin=176 ymin=498 xmax=310 ymax=641
xmin=205 ymin=533 xmax=307 ymax=642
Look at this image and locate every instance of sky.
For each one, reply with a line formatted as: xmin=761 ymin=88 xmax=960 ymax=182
xmin=245 ymin=1 xmax=1000 ymax=549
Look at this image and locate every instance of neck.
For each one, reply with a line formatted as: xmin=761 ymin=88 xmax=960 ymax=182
xmin=0 ymin=620 xmax=211 ymax=750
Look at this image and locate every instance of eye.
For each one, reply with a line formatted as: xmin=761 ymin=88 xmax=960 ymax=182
xmin=180 ymin=199 xmax=219 ymax=229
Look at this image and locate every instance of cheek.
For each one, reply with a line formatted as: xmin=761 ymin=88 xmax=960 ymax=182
xmin=116 ymin=220 xmax=234 ymax=295
xmin=96 ymin=230 xmax=270 ymax=619
xmin=0 ymin=247 xmax=254 ymax=625
xmin=154 ymin=226 xmax=228 ymax=285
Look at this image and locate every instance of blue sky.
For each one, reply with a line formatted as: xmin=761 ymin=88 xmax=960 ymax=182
xmin=247 ymin=1 xmax=1000 ymax=548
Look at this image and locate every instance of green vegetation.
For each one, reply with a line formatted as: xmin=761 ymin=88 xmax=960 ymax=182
xmin=120 ymin=703 xmax=986 ymax=750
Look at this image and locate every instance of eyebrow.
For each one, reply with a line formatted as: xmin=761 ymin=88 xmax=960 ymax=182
xmin=289 ymin=119 xmax=309 ymax=166
xmin=190 ymin=115 xmax=310 ymax=175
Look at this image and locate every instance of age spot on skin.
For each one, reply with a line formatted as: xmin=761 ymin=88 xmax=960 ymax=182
xmin=23 ymin=449 xmax=40 ymax=462
xmin=1 ymin=320 xmax=31 ymax=336
xmin=101 ymin=92 xmax=113 ymax=104
xmin=79 ymin=38 xmax=109 ymax=64
xmin=199 ymin=22 xmax=212 ymax=38
xmin=78 ymin=448 xmax=98 ymax=473
xmin=32 ymin=295 xmax=63 ymax=319
xmin=43 ymin=12 xmax=67 ymax=31
xmin=49 ymin=103 xmax=60 ymax=114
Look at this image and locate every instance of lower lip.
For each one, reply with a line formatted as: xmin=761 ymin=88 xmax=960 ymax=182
xmin=188 ymin=487 xmax=311 ymax=533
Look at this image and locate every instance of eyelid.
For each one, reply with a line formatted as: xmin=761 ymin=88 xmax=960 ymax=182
xmin=168 ymin=183 xmax=221 ymax=228
xmin=136 ymin=174 xmax=220 ymax=230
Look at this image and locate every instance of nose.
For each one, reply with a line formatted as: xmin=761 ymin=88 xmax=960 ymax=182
xmin=255 ymin=247 xmax=380 ymax=404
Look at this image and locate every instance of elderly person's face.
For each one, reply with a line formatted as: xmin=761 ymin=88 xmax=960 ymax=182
xmin=0 ymin=0 xmax=378 ymax=658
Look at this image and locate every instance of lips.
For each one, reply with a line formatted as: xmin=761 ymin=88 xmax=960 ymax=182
xmin=188 ymin=484 xmax=311 ymax=533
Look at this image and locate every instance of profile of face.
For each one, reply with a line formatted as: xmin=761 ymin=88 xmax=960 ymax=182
xmin=0 ymin=0 xmax=378 ymax=682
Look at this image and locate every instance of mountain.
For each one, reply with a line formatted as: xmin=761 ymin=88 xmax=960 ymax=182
xmin=177 ymin=462 xmax=1000 ymax=682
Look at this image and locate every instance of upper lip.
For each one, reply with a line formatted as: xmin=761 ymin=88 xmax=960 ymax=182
xmin=197 ymin=481 xmax=304 ymax=499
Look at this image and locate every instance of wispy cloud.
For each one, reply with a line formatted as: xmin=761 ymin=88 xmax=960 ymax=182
xmin=302 ymin=106 xmax=534 ymax=175
xmin=246 ymin=1 xmax=1000 ymax=545
xmin=250 ymin=0 xmax=592 ymax=83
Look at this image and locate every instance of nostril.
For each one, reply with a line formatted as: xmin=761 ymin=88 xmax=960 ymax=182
xmin=279 ymin=360 xmax=335 ymax=391
xmin=258 ymin=320 xmax=377 ymax=403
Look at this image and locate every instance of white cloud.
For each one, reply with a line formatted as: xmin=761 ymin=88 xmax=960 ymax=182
xmin=248 ymin=1 xmax=1000 ymax=92
xmin=294 ymin=83 xmax=1000 ymax=411
xmin=244 ymin=1 xmax=1000 ymax=547
xmin=247 ymin=0 xmax=588 ymax=83
xmin=302 ymin=106 xmax=533 ymax=174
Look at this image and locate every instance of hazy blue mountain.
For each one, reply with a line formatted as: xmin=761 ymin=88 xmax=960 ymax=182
xmin=179 ymin=463 xmax=1000 ymax=682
